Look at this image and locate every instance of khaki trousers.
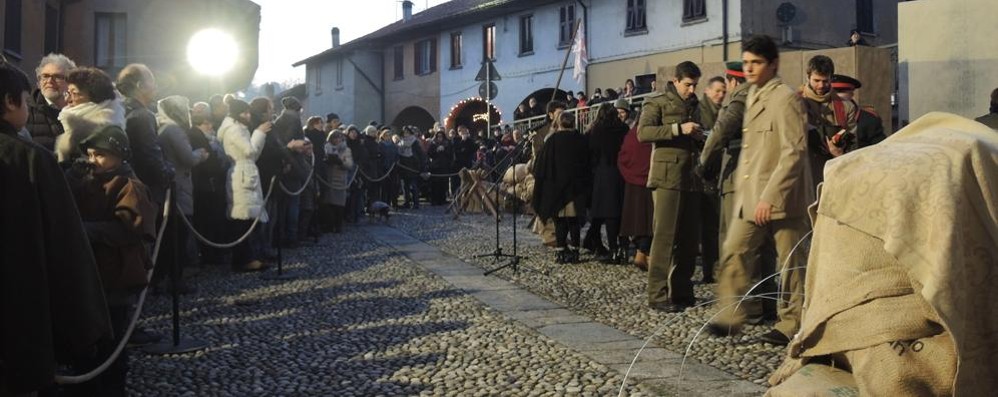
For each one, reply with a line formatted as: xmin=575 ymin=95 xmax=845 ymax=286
xmin=719 ymin=192 xmax=778 ymax=318
xmin=647 ymin=188 xmax=700 ymax=305
xmin=715 ymin=216 xmax=810 ymax=337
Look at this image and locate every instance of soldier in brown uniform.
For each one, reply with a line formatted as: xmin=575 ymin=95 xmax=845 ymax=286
xmin=700 ymin=62 xmax=778 ymax=324
xmin=696 ymin=76 xmax=726 ymax=283
xmin=800 ymin=55 xmax=858 ymax=184
xmin=832 ymin=74 xmax=887 ymax=150
xmin=709 ymin=35 xmax=813 ymax=345
xmin=637 ymin=61 xmax=703 ymax=313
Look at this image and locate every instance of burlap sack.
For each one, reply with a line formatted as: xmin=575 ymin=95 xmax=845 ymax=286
xmin=765 ymin=364 xmax=858 ymax=397
xmin=844 ymin=332 xmax=956 ymax=396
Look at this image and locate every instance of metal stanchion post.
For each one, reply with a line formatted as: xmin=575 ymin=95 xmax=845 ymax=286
xmin=145 ymin=185 xmax=209 ymax=355
xmin=263 ymin=179 xmax=295 ymax=281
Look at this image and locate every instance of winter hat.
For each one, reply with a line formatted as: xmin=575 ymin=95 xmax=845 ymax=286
xmin=80 ymin=124 xmax=132 ymax=160
xmin=281 ymin=96 xmax=302 ymax=111
xmin=346 ymin=124 xmax=359 ymax=134
xmin=613 ymin=99 xmax=630 ymax=112
xmin=364 ymin=125 xmax=378 ymax=137
xmin=326 ymin=129 xmax=345 ymax=143
xmin=157 ymin=95 xmax=192 ymax=129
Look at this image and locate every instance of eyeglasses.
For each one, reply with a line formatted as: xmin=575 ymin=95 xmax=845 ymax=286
xmin=39 ymin=73 xmax=66 ymax=82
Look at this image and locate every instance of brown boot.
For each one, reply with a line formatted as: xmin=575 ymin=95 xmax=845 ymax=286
xmin=633 ymin=251 xmax=648 ymax=272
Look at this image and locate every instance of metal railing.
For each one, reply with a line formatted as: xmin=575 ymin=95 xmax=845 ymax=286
xmin=510 ymin=92 xmax=654 ymax=132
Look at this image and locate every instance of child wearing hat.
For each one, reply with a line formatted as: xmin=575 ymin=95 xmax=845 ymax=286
xmin=64 ymin=124 xmax=157 ymax=395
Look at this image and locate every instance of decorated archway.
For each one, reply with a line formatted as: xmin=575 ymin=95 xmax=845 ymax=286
xmin=391 ymin=106 xmax=437 ymax=133
xmin=444 ymin=97 xmax=502 ymax=134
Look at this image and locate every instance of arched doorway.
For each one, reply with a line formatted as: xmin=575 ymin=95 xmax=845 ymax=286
xmin=515 ymin=88 xmax=569 ymax=120
xmin=444 ymin=97 xmax=502 ymax=134
xmin=391 ymin=106 xmax=437 ymax=133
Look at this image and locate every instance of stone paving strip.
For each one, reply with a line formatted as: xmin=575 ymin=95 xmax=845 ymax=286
xmin=129 ymin=222 xmax=661 ymax=396
xmin=368 ymin=224 xmax=765 ymax=397
xmin=390 ymin=208 xmax=786 ymax=388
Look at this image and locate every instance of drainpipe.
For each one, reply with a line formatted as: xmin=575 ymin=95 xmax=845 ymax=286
xmin=722 ymin=0 xmax=729 ymax=61
xmin=576 ymin=0 xmax=588 ymax=94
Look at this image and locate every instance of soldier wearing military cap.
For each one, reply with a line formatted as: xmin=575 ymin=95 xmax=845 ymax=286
xmin=637 ymin=61 xmax=703 ymax=313
xmin=832 ymin=74 xmax=887 ymax=150
xmin=975 ymin=88 xmax=998 ymax=129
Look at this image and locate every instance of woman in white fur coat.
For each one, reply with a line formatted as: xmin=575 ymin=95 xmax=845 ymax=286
xmin=216 ymin=99 xmax=272 ymax=271
xmin=57 ymin=67 xmax=125 ymax=163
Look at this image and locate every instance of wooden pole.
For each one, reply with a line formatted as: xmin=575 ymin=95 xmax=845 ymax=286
xmin=551 ymin=19 xmax=582 ymax=103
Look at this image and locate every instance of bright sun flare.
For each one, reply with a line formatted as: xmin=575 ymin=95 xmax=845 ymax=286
xmin=187 ymin=29 xmax=239 ymax=76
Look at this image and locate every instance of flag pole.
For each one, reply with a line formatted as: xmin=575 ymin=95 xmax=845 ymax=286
xmin=551 ymin=19 xmax=582 ymax=103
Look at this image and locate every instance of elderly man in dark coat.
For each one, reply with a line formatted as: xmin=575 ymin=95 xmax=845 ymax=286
xmin=0 ymin=61 xmax=111 ymax=396
xmin=27 ymin=53 xmax=76 ymax=151
xmin=116 ymin=64 xmax=175 ymax=204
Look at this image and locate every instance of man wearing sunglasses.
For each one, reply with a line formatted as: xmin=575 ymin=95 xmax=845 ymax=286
xmin=27 ymin=53 xmax=76 ymax=152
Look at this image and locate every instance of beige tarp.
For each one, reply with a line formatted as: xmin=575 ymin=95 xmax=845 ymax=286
xmin=768 ymin=112 xmax=998 ymax=396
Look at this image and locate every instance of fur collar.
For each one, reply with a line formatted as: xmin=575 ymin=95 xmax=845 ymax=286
xmin=56 ymin=98 xmax=126 ymax=162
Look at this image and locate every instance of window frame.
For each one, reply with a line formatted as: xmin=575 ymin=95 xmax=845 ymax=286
xmin=313 ymin=64 xmax=322 ymax=95
xmin=414 ymin=39 xmax=437 ymax=76
xmin=558 ymin=4 xmax=576 ymax=48
xmin=94 ymin=12 xmax=127 ymax=68
xmin=44 ymin=3 xmax=60 ymax=54
xmin=682 ymin=0 xmax=707 ymax=23
xmin=335 ymin=59 xmax=344 ymax=89
xmin=856 ymin=0 xmax=876 ymax=35
xmin=450 ymin=31 xmax=463 ymax=69
xmin=625 ymin=0 xmax=648 ymax=35
xmin=519 ymin=14 xmax=534 ymax=56
xmin=393 ymin=45 xmax=404 ymax=81
xmin=482 ymin=23 xmax=496 ymax=62
xmin=3 ymin=0 xmax=23 ymax=57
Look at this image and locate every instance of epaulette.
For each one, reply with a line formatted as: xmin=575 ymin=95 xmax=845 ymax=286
xmin=860 ymin=105 xmax=878 ymax=117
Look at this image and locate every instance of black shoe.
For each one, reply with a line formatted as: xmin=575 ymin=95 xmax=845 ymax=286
xmin=596 ymin=252 xmax=614 ymax=264
xmin=706 ymin=323 xmax=737 ymax=337
xmin=567 ymin=249 xmax=580 ymax=264
xmin=127 ymin=327 xmax=162 ymax=347
xmin=554 ymin=250 xmax=567 ymax=264
xmin=649 ymin=301 xmax=688 ymax=313
xmin=757 ymin=329 xmax=791 ymax=346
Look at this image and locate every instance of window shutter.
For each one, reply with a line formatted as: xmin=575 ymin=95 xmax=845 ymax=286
xmin=430 ymin=39 xmax=438 ymax=73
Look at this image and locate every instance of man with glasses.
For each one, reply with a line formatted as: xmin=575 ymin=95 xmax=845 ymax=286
xmin=27 ymin=53 xmax=76 ymax=151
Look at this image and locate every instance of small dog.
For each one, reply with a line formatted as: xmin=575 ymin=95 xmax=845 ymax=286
xmin=368 ymin=201 xmax=391 ymax=223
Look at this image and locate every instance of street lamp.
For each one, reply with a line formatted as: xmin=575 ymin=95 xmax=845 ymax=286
xmin=187 ymin=28 xmax=238 ymax=76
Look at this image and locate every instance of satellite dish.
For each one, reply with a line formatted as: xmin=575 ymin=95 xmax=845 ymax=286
xmin=776 ymin=2 xmax=797 ymax=24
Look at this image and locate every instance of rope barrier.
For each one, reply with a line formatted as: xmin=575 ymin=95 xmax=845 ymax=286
xmin=180 ymin=175 xmax=278 ymax=249
xmin=277 ymin=153 xmax=316 ymax=197
xmin=55 ymin=188 xmax=173 ymax=385
xmin=356 ymin=162 xmax=398 ymax=183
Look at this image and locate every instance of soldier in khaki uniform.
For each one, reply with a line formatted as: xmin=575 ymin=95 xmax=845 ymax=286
xmin=700 ymin=62 xmax=778 ymax=323
xmin=529 ymin=101 xmax=568 ymax=247
xmin=709 ymin=35 xmax=813 ymax=345
xmin=637 ymin=61 xmax=703 ymax=313
xmin=695 ymin=76 xmax=726 ymax=283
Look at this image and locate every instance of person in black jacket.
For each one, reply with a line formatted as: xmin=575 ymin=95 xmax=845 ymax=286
xmin=397 ymin=125 xmax=426 ymax=209
xmin=532 ymin=111 xmax=591 ymax=264
xmin=188 ymin=102 xmax=230 ymax=265
xmin=302 ymin=116 xmax=327 ymax=237
xmin=427 ymin=130 xmax=454 ymax=205
xmin=27 ymin=53 xmax=76 ymax=151
xmin=345 ymin=125 xmax=368 ymax=221
xmin=272 ymin=97 xmax=309 ymax=246
xmin=362 ymin=125 xmax=383 ymax=209
xmin=584 ymin=102 xmax=630 ymax=264
xmin=451 ymin=126 xmax=476 ymax=195
xmin=116 ymin=64 xmax=174 ymax=205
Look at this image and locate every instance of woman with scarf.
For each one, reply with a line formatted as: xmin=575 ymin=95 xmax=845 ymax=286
xmin=321 ymin=129 xmax=354 ymax=233
xmin=154 ymin=95 xmax=208 ymax=291
xmin=56 ymin=67 xmax=126 ymax=164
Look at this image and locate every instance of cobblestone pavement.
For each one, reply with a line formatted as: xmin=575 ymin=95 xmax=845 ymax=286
xmin=390 ymin=207 xmax=786 ymax=386
xmin=128 ymin=221 xmax=658 ymax=396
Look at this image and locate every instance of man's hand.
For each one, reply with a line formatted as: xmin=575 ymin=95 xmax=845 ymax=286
xmin=754 ymin=201 xmax=773 ymax=226
xmin=826 ymin=131 xmax=845 ymax=157
xmin=680 ymin=122 xmax=701 ymax=135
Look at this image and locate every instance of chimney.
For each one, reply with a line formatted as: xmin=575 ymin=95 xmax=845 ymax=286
xmin=402 ymin=0 xmax=413 ymax=22
xmin=331 ymin=27 xmax=340 ymax=48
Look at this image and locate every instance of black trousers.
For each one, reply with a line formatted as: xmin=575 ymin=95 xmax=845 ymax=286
xmin=586 ymin=217 xmax=626 ymax=251
xmin=152 ymin=214 xmax=190 ymax=286
xmin=64 ymin=304 xmax=129 ymax=397
xmin=229 ymin=219 xmax=258 ymax=266
xmin=554 ymin=216 xmax=581 ymax=249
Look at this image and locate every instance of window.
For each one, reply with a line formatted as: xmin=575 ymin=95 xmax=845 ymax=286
xmin=414 ymin=39 xmax=437 ymax=75
xmin=450 ymin=32 xmax=462 ymax=68
xmin=856 ymin=0 xmax=875 ymax=34
xmin=393 ymin=45 xmax=404 ymax=80
xmin=95 ymin=13 xmax=127 ymax=68
xmin=3 ymin=0 xmax=22 ymax=55
xmin=558 ymin=5 xmax=575 ymax=47
xmin=682 ymin=0 xmax=706 ymax=22
xmin=519 ymin=14 xmax=533 ymax=55
xmin=335 ymin=59 xmax=343 ymax=88
xmin=314 ymin=64 xmax=322 ymax=94
xmin=45 ymin=4 xmax=60 ymax=54
xmin=626 ymin=0 xmax=647 ymax=33
xmin=482 ymin=24 xmax=496 ymax=61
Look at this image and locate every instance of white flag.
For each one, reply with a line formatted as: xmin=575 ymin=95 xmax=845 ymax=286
xmin=572 ymin=20 xmax=587 ymax=85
